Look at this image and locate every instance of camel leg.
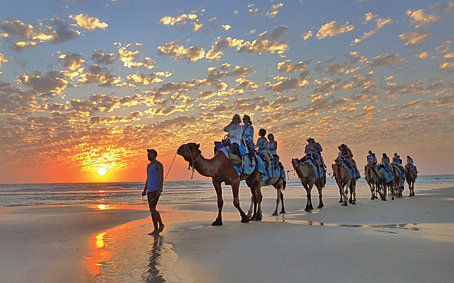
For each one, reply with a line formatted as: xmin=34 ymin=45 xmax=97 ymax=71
xmin=231 ymin=181 xmax=249 ymax=223
xmin=342 ymin=181 xmax=349 ymax=206
xmin=280 ymin=191 xmax=285 ymax=214
xmin=337 ymin=182 xmax=343 ymax=203
xmin=247 ymin=195 xmax=254 ymax=218
xmin=272 ymin=188 xmax=280 ymax=216
xmin=304 ymin=184 xmax=313 ymax=211
xmin=212 ymin=180 xmax=223 ymax=226
xmin=316 ymin=184 xmax=324 ymax=208
xmin=351 ymin=182 xmax=356 ymax=205
xmin=255 ymin=186 xmax=263 ymax=221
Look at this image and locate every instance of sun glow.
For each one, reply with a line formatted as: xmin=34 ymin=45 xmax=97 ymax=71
xmin=97 ymin=167 xmax=106 ymax=176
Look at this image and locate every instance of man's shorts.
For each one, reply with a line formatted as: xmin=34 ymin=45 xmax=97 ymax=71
xmin=147 ymin=191 xmax=160 ymax=210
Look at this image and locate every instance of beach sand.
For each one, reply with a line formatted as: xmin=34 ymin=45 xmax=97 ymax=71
xmin=1 ymin=183 xmax=453 ymax=282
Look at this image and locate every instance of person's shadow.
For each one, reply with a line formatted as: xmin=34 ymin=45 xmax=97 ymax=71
xmin=145 ymin=235 xmax=165 ymax=282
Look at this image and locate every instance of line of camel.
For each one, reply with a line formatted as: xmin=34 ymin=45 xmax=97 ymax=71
xmin=177 ymin=143 xmax=417 ymax=226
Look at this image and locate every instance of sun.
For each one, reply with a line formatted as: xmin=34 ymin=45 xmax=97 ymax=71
xmin=97 ymin=167 xmax=106 ymax=176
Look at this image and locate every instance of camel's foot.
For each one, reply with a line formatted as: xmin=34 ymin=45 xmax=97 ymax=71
xmin=212 ymin=219 xmax=223 ymax=226
xmin=371 ymin=196 xmax=375 ymax=200
xmin=338 ymin=199 xmax=343 ymax=203
xmin=246 ymin=211 xmax=252 ymax=219
xmin=341 ymin=202 xmax=348 ymax=206
xmin=241 ymin=215 xmax=250 ymax=223
xmin=304 ymin=206 xmax=311 ymax=212
xmin=280 ymin=209 xmax=286 ymax=214
xmin=381 ymin=196 xmax=387 ymax=201
xmin=256 ymin=213 xmax=262 ymax=221
xmin=272 ymin=211 xmax=278 ymax=216
xmin=348 ymin=198 xmax=353 ymax=204
xmin=318 ymin=202 xmax=324 ymax=209
xmin=352 ymin=200 xmax=356 ymax=205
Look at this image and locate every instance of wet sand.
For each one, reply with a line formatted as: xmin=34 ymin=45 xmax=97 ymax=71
xmin=160 ymin=183 xmax=454 ymax=282
xmin=1 ymin=183 xmax=453 ymax=282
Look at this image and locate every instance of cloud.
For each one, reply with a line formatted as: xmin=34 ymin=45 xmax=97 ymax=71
xmin=18 ymin=71 xmax=68 ymax=96
xmin=399 ymin=31 xmax=430 ymax=46
xmin=406 ymin=9 xmax=440 ymax=28
xmin=277 ymin=60 xmax=310 ymax=73
xmin=325 ymin=62 xmax=359 ymax=75
xmin=0 ymin=53 xmax=7 ymax=69
xmin=302 ymin=30 xmax=312 ymax=40
xmin=1 ymin=18 xmax=80 ymax=50
xmin=436 ymin=40 xmax=453 ymax=53
xmin=78 ymin=64 xmax=121 ymax=87
xmin=69 ymin=14 xmax=108 ymax=30
xmin=91 ymin=49 xmax=116 ymax=65
xmin=206 ymin=26 xmax=288 ymax=60
xmin=265 ymin=76 xmax=308 ymax=93
xmin=221 ymin=24 xmax=231 ymax=31
xmin=367 ymin=53 xmax=404 ymax=67
xmin=316 ymin=21 xmax=354 ymax=39
xmin=415 ymin=51 xmax=429 ymax=59
xmin=361 ymin=12 xmax=377 ymax=23
xmin=352 ymin=17 xmax=392 ymax=45
xmin=159 ymin=13 xmax=203 ymax=31
xmin=248 ymin=3 xmax=284 ymax=18
xmin=157 ymin=41 xmax=206 ymax=62
xmin=440 ymin=62 xmax=454 ymax=71
xmin=116 ymin=43 xmax=155 ymax=69
xmin=126 ymin=72 xmax=172 ymax=85
xmin=59 ymin=53 xmax=85 ymax=70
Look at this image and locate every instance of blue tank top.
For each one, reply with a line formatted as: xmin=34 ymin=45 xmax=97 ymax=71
xmin=146 ymin=161 xmax=162 ymax=192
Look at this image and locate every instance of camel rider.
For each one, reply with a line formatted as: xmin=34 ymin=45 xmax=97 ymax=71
xmin=393 ymin=153 xmax=403 ymax=165
xmin=381 ymin=153 xmax=391 ymax=172
xmin=224 ymin=114 xmax=243 ymax=158
xmin=305 ymin=138 xmax=325 ymax=173
xmin=367 ymin=150 xmax=377 ymax=165
xmin=242 ymin=115 xmax=255 ymax=165
xmin=337 ymin=144 xmax=359 ymax=177
xmin=406 ymin=155 xmax=418 ymax=174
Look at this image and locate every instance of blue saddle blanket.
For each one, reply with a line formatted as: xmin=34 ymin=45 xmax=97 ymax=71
xmin=342 ymin=159 xmax=360 ymax=179
xmin=215 ymin=142 xmax=282 ymax=181
xmin=379 ymin=164 xmax=394 ymax=183
xmin=304 ymin=159 xmax=325 ymax=180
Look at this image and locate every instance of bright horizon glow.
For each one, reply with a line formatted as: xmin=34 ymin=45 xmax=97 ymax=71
xmin=0 ymin=0 xmax=453 ymax=183
xmin=97 ymin=168 xmax=106 ymax=176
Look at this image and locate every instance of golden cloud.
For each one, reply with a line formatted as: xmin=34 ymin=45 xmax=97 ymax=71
xmin=116 ymin=43 xmax=155 ymax=69
xmin=59 ymin=53 xmax=85 ymax=70
xmin=399 ymin=31 xmax=430 ymax=46
xmin=316 ymin=21 xmax=354 ymax=39
xmin=406 ymin=9 xmax=440 ymax=28
xmin=352 ymin=18 xmax=392 ymax=45
xmin=157 ymin=41 xmax=206 ymax=62
xmin=160 ymin=13 xmax=203 ymax=31
xmin=69 ymin=14 xmax=108 ymax=30
xmin=302 ymin=30 xmax=312 ymax=40
xmin=277 ymin=60 xmax=309 ymax=73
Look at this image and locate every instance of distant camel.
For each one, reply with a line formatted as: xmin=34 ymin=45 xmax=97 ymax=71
xmin=376 ymin=165 xmax=393 ymax=201
xmin=247 ymin=164 xmax=286 ymax=218
xmin=364 ymin=163 xmax=379 ymax=200
xmin=391 ymin=163 xmax=404 ymax=199
xmin=292 ymin=158 xmax=325 ymax=211
xmin=333 ymin=158 xmax=356 ymax=206
xmin=405 ymin=163 xmax=416 ymax=197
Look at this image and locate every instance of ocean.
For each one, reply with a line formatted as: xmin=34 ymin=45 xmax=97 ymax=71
xmin=1 ymin=175 xmax=454 ymax=208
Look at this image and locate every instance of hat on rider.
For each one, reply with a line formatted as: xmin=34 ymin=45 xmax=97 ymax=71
xmin=307 ymin=137 xmax=314 ymax=142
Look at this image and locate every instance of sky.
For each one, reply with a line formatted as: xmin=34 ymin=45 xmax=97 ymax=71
xmin=0 ymin=0 xmax=453 ymax=183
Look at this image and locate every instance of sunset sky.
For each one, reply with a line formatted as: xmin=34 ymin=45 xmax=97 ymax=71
xmin=1 ymin=0 xmax=453 ymax=183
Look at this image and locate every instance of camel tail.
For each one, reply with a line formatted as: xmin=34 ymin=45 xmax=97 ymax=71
xmin=282 ymin=180 xmax=286 ymax=191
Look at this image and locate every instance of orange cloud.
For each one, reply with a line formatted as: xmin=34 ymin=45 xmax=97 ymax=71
xmin=69 ymin=14 xmax=108 ymax=30
xmin=316 ymin=21 xmax=354 ymax=39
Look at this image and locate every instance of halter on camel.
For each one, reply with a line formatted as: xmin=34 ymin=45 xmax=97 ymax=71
xmin=184 ymin=143 xmax=201 ymax=179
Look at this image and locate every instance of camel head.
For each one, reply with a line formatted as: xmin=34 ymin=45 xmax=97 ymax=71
xmin=177 ymin=143 xmax=201 ymax=162
xmin=334 ymin=158 xmax=343 ymax=166
xmin=291 ymin=158 xmax=301 ymax=170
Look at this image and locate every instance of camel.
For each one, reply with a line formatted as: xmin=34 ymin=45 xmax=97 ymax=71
xmin=246 ymin=163 xmax=286 ymax=218
xmin=292 ymin=158 xmax=325 ymax=211
xmin=332 ymin=158 xmax=356 ymax=206
xmin=364 ymin=163 xmax=379 ymax=200
xmin=391 ymin=163 xmax=404 ymax=199
xmin=375 ymin=164 xmax=393 ymax=201
xmin=177 ymin=143 xmax=286 ymax=225
xmin=405 ymin=163 xmax=416 ymax=197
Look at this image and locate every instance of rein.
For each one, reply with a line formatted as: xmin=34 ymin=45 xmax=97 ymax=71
xmin=185 ymin=144 xmax=201 ymax=179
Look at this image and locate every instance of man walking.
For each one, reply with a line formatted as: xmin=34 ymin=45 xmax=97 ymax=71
xmin=142 ymin=148 xmax=165 ymax=235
